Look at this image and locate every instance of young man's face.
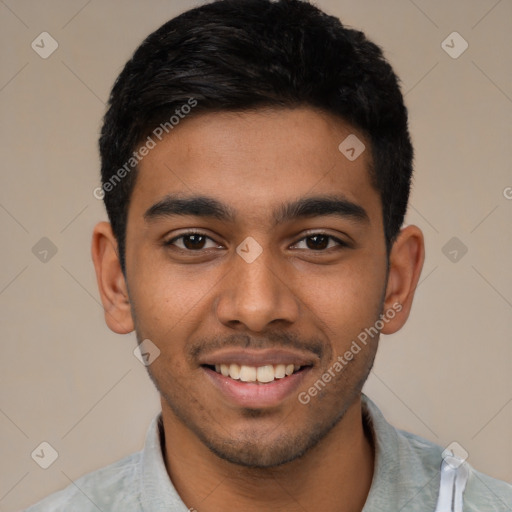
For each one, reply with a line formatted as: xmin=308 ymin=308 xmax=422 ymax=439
xmin=95 ymin=107 xmax=422 ymax=468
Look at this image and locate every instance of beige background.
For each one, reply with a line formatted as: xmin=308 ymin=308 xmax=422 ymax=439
xmin=1 ymin=0 xmax=511 ymax=510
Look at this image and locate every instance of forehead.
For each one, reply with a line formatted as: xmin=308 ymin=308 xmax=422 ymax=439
xmin=129 ymin=107 xmax=381 ymax=227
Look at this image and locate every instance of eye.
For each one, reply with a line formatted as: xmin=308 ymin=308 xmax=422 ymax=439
xmin=164 ymin=231 xmax=348 ymax=253
xmin=165 ymin=232 xmax=221 ymax=251
xmin=292 ymin=233 xmax=348 ymax=251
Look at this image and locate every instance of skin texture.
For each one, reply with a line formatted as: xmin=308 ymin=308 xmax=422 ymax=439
xmin=92 ymin=107 xmax=424 ymax=512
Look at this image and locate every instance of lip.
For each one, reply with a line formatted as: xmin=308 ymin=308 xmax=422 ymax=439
xmin=198 ymin=348 xmax=317 ymax=367
xmin=202 ymin=365 xmax=312 ymax=408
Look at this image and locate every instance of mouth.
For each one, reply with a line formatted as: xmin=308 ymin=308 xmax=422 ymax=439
xmin=199 ymin=349 xmax=316 ymax=408
xmin=203 ymin=363 xmax=306 ymax=383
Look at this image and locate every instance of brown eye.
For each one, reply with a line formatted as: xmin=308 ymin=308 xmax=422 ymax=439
xmin=182 ymin=234 xmax=207 ymax=250
xmin=293 ymin=233 xmax=347 ymax=251
xmin=165 ymin=232 xmax=219 ymax=251
xmin=305 ymin=235 xmax=329 ymax=250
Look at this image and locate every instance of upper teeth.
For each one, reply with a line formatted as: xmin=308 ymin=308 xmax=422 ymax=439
xmin=213 ymin=364 xmax=301 ymax=383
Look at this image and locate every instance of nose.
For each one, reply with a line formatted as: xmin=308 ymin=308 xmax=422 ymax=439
xmin=215 ymin=247 xmax=300 ymax=332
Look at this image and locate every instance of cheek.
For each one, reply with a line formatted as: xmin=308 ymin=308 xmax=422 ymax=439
xmin=128 ymin=238 xmax=386 ymax=350
xmin=128 ymin=252 xmax=220 ymax=344
xmin=300 ymin=255 xmax=386 ymax=344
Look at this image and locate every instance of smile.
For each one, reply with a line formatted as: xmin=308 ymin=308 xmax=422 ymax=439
xmin=210 ymin=363 xmax=304 ymax=383
xmin=199 ymin=348 xmax=317 ymax=407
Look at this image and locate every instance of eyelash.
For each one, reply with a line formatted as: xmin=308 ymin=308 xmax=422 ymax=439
xmin=164 ymin=231 xmax=348 ymax=252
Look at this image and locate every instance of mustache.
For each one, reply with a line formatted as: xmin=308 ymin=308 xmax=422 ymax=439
xmin=188 ymin=331 xmax=327 ymax=361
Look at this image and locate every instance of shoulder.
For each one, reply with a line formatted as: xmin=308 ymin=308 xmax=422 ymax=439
xmin=362 ymin=394 xmax=512 ymax=511
xmin=464 ymin=467 xmax=512 ymax=511
xmin=397 ymin=428 xmax=512 ymax=510
xmin=24 ymin=451 xmax=143 ymax=512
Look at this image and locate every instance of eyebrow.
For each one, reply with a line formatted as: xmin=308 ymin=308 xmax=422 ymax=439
xmin=144 ymin=194 xmax=370 ymax=226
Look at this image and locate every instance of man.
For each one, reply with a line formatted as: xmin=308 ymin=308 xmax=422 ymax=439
xmin=26 ymin=0 xmax=512 ymax=510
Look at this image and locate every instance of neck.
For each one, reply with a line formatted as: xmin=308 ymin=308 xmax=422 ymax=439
xmin=161 ymin=396 xmax=375 ymax=512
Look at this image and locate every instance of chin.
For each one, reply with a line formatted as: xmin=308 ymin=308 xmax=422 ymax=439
xmin=202 ymin=433 xmax=313 ymax=468
xmin=194 ymin=409 xmax=348 ymax=469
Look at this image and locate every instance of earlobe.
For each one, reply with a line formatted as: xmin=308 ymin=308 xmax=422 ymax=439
xmin=91 ymin=222 xmax=135 ymax=334
xmin=380 ymin=225 xmax=425 ymax=335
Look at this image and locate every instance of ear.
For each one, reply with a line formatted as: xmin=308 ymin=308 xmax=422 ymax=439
xmin=91 ymin=221 xmax=134 ymax=334
xmin=380 ymin=224 xmax=425 ymax=335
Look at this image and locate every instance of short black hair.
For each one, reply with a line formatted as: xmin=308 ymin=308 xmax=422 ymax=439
xmin=99 ymin=0 xmax=413 ymax=273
